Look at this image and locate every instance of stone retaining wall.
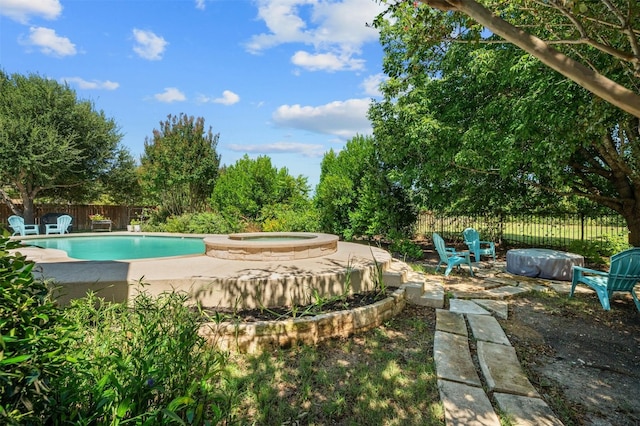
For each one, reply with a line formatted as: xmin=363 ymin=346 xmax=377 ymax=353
xmin=200 ymin=287 xmax=407 ymax=353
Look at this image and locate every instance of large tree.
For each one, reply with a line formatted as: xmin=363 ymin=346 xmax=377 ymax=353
xmin=315 ymin=135 xmax=417 ymax=240
xmin=409 ymin=0 xmax=640 ymax=119
xmin=139 ymin=113 xmax=220 ymax=217
xmin=371 ymin=2 xmax=640 ymax=245
xmin=0 ymin=71 xmax=122 ymax=223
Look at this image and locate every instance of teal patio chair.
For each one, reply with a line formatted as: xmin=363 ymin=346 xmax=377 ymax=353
xmin=45 ymin=214 xmax=72 ymax=235
xmin=570 ymin=248 xmax=640 ymax=311
xmin=463 ymin=227 xmax=496 ymax=262
xmin=433 ymin=233 xmax=474 ymax=277
xmin=8 ymin=215 xmax=39 ymax=236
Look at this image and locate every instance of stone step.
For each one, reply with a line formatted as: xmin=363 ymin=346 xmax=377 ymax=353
xmin=493 ymin=393 xmax=564 ymax=426
xmin=449 ymin=299 xmax=491 ymax=315
xmin=477 ymin=341 xmax=539 ymax=397
xmin=403 ymin=281 xmax=425 ymax=299
xmin=471 ymin=299 xmax=509 ymax=320
xmin=438 ymin=379 xmax=501 ymax=426
xmin=382 ymin=270 xmax=406 ymax=287
xmin=436 ymin=310 xmax=467 ymax=336
xmin=467 ymin=314 xmax=510 ymax=346
xmin=434 ymin=331 xmax=482 ymax=387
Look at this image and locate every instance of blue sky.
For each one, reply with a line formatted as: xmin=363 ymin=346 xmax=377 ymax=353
xmin=0 ymin=0 xmax=387 ymax=189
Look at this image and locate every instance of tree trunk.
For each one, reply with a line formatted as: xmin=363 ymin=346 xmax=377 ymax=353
xmin=421 ymin=0 xmax=640 ymax=119
xmin=21 ymin=193 xmax=36 ymax=224
xmin=621 ymin=205 xmax=640 ymax=247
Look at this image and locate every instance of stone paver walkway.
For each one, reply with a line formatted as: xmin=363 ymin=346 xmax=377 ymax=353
xmin=394 ymin=259 xmax=579 ymax=425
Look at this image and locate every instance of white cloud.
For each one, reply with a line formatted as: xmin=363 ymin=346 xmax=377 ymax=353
xmin=227 ymin=142 xmax=325 ymax=158
xmin=132 ymin=29 xmax=167 ymax=60
xmin=291 ymin=50 xmax=365 ymax=72
xmin=61 ymin=77 xmax=119 ymax=90
xmin=154 ymin=87 xmax=186 ymax=103
xmin=23 ymin=26 xmax=76 ymax=57
xmin=245 ymin=0 xmax=385 ymax=72
xmin=0 ymin=0 xmax=62 ymax=23
xmin=272 ymin=98 xmax=372 ymax=139
xmin=198 ymin=90 xmax=240 ymax=105
xmin=195 ymin=0 xmax=206 ymax=10
xmin=361 ymin=73 xmax=386 ymax=97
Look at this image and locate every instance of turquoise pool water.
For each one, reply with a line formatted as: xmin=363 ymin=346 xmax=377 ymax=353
xmin=26 ymin=236 xmax=205 ymax=261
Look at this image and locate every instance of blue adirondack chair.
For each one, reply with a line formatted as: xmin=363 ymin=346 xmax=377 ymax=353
xmin=570 ymin=248 xmax=640 ymax=311
xmin=45 ymin=214 xmax=73 ymax=235
xmin=463 ymin=227 xmax=496 ymax=262
xmin=8 ymin=215 xmax=39 ymax=236
xmin=433 ymin=233 xmax=474 ymax=277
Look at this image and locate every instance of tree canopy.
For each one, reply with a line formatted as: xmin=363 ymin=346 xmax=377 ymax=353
xmin=370 ymin=1 xmax=640 ymax=244
xmin=0 ymin=71 xmax=123 ymax=222
xmin=211 ymin=155 xmax=311 ymax=225
xmin=407 ymin=0 xmax=640 ymax=118
xmin=139 ymin=113 xmax=221 ymax=218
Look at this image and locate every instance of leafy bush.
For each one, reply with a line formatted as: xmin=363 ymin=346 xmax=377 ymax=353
xmin=568 ymin=234 xmax=631 ymax=265
xmin=261 ymin=203 xmax=320 ymax=232
xmin=144 ymin=211 xmax=241 ymax=234
xmin=388 ymin=235 xmax=424 ymax=261
xmin=0 ymin=237 xmax=71 ymax=424
xmin=50 ymin=289 xmax=233 ymax=424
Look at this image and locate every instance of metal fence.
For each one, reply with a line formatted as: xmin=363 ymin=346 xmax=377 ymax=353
xmin=1 ymin=204 xmax=148 ymax=232
xmin=415 ymin=211 xmax=629 ymax=249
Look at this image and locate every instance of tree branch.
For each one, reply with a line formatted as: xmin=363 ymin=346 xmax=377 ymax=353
xmin=419 ymin=0 xmax=640 ymax=118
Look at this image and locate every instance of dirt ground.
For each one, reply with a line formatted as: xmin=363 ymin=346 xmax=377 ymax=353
xmin=502 ymin=292 xmax=640 ymax=426
xmin=416 ymin=242 xmax=640 ymax=426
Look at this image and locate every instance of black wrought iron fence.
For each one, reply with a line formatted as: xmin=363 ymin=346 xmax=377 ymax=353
xmin=416 ymin=211 xmax=629 ymax=249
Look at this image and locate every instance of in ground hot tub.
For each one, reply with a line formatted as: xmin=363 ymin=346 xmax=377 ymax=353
xmin=204 ymin=232 xmax=339 ymax=260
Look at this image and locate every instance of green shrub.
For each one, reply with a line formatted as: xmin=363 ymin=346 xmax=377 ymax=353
xmin=50 ymin=289 xmax=233 ymax=424
xmin=0 ymin=237 xmax=72 ymax=424
xmin=261 ymin=204 xmax=320 ymax=232
xmin=388 ymin=235 xmax=424 ymax=261
xmin=144 ymin=211 xmax=241 ymax=234
xmin=568 ymin=234 xmax=631 ymax=265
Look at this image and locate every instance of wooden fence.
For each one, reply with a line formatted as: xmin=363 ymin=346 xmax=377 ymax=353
xmin=415 ymin=211 xmax=629 ymax=249
xmin=1 ymin=204 xmax=147 ymax=232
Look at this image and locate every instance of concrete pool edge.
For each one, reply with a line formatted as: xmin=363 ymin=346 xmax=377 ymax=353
xmin=13 ymin=233 xmax=397 ymax=310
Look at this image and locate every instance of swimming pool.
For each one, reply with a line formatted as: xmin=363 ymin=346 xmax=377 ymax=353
xmin=26 ymin=235 xmax=205 ymax=261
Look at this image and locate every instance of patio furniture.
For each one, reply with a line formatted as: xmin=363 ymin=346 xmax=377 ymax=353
xmin=91 ymin=219 xmax=112 ymax=232
xmin=462 ymin=227 xmax=496 ymax=261
xmin=433 ymin=232 xmax=474 ymax=277
xmin=41 ymin=213 xmax=73 ymax=234
xmin=45 ymin=214 xmax=72 ymax=235
xmin=8 ymin=215 xmax=39 ymax=236
xmin=570 ymin=248 xmax=640 ymax=311
xmin=506 ymin=248 xmax=583 ymax=281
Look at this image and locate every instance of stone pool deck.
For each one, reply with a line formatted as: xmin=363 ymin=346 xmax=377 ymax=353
xmin=14 ymin=233 xmax=393 ymax=309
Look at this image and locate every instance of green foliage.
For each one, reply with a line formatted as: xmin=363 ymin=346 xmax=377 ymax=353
xmin=102 ymin=147 xmax=143 ymax=205
xmin=388 ymin=234 xmax=424 ymax=261
xmin=0 ymin=70 xmax=123 ymax=222
xmin=211 ymin=155 xmax=312 ymax=224
xmin=0 ymin=237 xmax=71 ymax=424
xmin=568 ymin=234 xmax=631 ymax=265
xmin=261 ymin=202 xmax=320 ymax=232
xmin=50 ymin=290 xmax=232 ymax=424
xmin=144 ymin=211 xmax=241 ymax=234
xmin=316 ymin=135 xmax=417 ymax=240
xmin=370 ymin=3 xmax=640 ymax=245
xmin=139 ymin=113 xmax=221 ymax=217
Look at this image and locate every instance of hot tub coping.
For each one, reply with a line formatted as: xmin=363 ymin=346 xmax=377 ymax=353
xmin=204 ymin=232 xmax=339 ymax=261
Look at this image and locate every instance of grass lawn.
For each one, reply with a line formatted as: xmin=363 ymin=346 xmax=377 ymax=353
xmin=224 ymin=304 xmax=443 ymax=425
